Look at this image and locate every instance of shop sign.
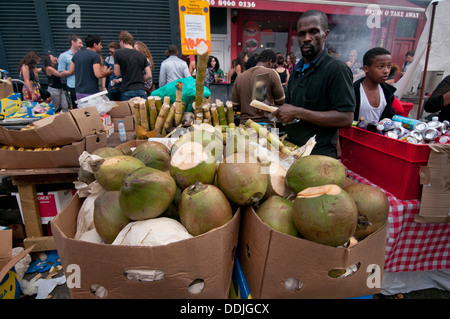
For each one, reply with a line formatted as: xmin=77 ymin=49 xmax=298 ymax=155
xmin=208 ymin=0 xmax=257 ymax=9
xmin=179 ymin=0 xmax=212 ymax=55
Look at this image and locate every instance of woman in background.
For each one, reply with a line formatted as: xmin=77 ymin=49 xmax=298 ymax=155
xmin=43 ymin=53 xmax=68 ymax=112
xmin=134 ymin=41 xmax=154 ymax=95
xmin=18 ymin=51 xmax=42 ymax=102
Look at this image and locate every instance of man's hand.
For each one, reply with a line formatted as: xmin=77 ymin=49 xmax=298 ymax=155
xmin=272 ymin=104 xmax=300 ymax=123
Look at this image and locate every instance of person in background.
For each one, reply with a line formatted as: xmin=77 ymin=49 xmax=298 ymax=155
xmin=231 ymin=49 xmax=285 ymax=125
xmin=424 ymin=74 xmax=450 ymax=121
xmin=352 ymin=47 xmax=396 ymax=122
xmin=67 ymin=34 xmax=113 ymax=100
xmin=245 ymin=53 xmax=259 ymax=70
xmin=400 ymin=50 xmax=414 ymax=77
xmin=103 ymin=41 xmax=122 ymax=101
xmin=18 ymin=51 xmax=42 ymax=102
xmin=231 ymin=50 xmax=248 ymax=83
xmin=275 ymin=55 xmax=290 ymax=89
xmin=58 ymin=34 xmax=83 ymax=108
xmin=42 ymin=52 xmax=68 ymax=112
xmin=209 ymin=55 xmax=225 ymax=84
xmin=272 ymin=10 xmax=355 ymax=158
xmin=346 ymin=49 xmax=365 ymax=82
xmin=385 ymin=63 xmax=399 ymax=85
xmin=114 ymin=31 xmax=151 ymax=100
xmin=159 ymin=44 xmax=191 ymax=88
xmin=228 ymin=58 xmax=238 ymax=83
xmin=134 ymin=41 xmax=154 ymax=95
xmin=286 ymin=52 xmax=297 ymax=75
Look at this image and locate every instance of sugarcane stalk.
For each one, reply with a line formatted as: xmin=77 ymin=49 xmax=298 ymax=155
xmin=133 ymin=100 xmax=141 ymax=126
xmin=148 ymin=97 xmax=157 ymax=130
xmin=174 ymin=82 xmax=184 ymax=126
xmin=216 ymin=100 xmax=228 ymax=126
xmin=202 ymin=102 xmax=212 ymax=124
xmin=163 ymin=105 xmax=176 ymax=136
xmin=195 ymin=41 xmax=209 ymax=115
xmin=225 ymin=101 xmax=236 ymax=128
xmin=210 ymin=104 xmax=220 ymax=127
xmin=139 ymin=100 xmax=149 ymax=131
xmin=245 ymin=119 xmax=292 ymax=156
xmin=154 ymin=103 xmax=170 ymax=134
xmin=163 ymin=96 xmax=171 ymax=106
xmin=154 ymin=96 xmax=162 ymax=113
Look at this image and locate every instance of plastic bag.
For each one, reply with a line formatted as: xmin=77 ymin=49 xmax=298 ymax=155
xmin=77 ymin=93 xmax=115 ymax=115
xmin=151 ymin=76 xmax=211 ymax=112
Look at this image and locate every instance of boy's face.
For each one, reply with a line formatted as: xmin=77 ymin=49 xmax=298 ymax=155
xmin=364 ymin=54 xmax=392 ymax=83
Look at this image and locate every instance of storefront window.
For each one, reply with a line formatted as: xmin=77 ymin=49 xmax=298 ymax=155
xmin=242 ymin=20 xmax=289 ymax=57
xmin=395 ymin=18 xmax=418 ymax=38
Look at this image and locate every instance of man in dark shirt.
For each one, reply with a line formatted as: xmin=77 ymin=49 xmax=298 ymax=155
xmin=68 ymin=34 xmax=112 ymax=100
xmin=114 ymin=31 xmax=151 ymax=101
xmin=272 ymin=10 xmax=355 ymax=158
xmin=424 ymin=75 xmax=450 ymax=121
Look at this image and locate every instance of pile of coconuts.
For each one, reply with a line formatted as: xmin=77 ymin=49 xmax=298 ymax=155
xmin=80 ymin=123 xmax=389 ymax=249
xmin=260 ymin=154 xmax=390 ymax=248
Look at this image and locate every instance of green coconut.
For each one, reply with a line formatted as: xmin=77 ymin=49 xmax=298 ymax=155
xmin=93 ymin=191 xmax=131 ymax=244
xmin=169 ymin=141 xmax=216 ymax=190
xmin=178 ymin=182 xmax=233 ymax=236
xmin=119 ymin=166 xmax=177 ymax=220
xmin=131 ymin=141 xmax=171 ymax=171
xmin=292 ymin=184 xmax=358 ymax=247
xmin=344 ymin=183 xmax=389 ymax=240
xmin=92 ymin=147 xmax=124 ymax=158
xmin=92 ymin=155 xmax=145 ymax=191
xmin=217 ymin=153 xmax=267 ymax=206
xmin=256 ymin=195 xmax=298 ymax=236
xmin=286 ymin=155 xmax=347 ymax=193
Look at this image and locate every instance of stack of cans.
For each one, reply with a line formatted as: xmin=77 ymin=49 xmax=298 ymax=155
xmin=356 ymin=116 xmax=450 ymax=145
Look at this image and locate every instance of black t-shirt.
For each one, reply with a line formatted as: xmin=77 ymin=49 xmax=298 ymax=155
xmin=285 ymin=51 xmax=356 ymax=158
xmin=72 ymin=49 xmax=101 ymax=94
xmin=114 ymin=48 xmax=150 ymax=92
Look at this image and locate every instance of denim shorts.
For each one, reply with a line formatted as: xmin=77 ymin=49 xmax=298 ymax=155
xmin=121 ymin=89 xmax=147 ymax=101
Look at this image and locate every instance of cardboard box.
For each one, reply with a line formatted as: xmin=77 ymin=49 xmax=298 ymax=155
xmin=14 ymin=189 xmax=76 ymax=224
xmin=0 ymin=230 xmax=34 ymax=299
xmin=107 ymin=100 xmax=135 ymax=118
xmin=416 ymin=144 xmax=450 ymax=224
xmin=237 ymin=206 xmax=387 ymax=299
xmin=111 ymin=115 xmax=136 ymax=132
xmin=51 ymin=194 xmax=241 ymax=299
xmin=0 ymin=106 xmax=103 ymax=148
xmin=0 ymin=139 xmax=85 ymax=169
xmin=85 ymin=131 xmax=107 ymax=153
xmin=103 ymin=124 xmax=114 ymax=138
xmin=101 ymin=114 xmax=111 ymax=126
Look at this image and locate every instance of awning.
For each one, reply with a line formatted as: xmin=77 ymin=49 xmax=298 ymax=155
xmin=210 ymin=0 xmax=425 ymax=18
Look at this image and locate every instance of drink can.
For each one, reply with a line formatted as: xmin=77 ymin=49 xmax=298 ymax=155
xmin=423 ymin=128 xmax=440 ymax=143
xmin=427 ymin=119 xmax=442 ymax=131
xmin=438 ymin=135 xmax=450 ymax=144
xmin=380 ymin=118 xmax=396 ymax=131
xmin=385 ymin=130 xmax=398 ymax=139
xmin=393 ymin=126 xmax=408 ymax=138
xmin=410 ymin=130 xmax=424 ymax=143
xmin=405 ymin=136 xmax=420 ymax=144
xmin=412 ymin=122 xmax=428 ymax=134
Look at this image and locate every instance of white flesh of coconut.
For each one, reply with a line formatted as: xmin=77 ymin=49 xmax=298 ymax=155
xmin=170 ymin=142 xmax=209 ymax=170
xmin=296 ymin=184 xmax=342 ymax=198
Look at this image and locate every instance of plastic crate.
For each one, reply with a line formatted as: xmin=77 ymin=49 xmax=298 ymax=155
xmin=340 ymin=126 xmax=431 ymax=200
xmin=399 ymin=101 xmax=414 ymax=117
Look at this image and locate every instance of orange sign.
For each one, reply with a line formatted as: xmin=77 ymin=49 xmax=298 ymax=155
xmin=179 ymin=0 xmax=211 ymax=55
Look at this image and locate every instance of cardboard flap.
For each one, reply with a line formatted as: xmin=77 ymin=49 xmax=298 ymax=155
xmin=0 ymin=79 xmax=14 ymax=99
xmin=0 ymin=230 xmax=35 ymax=281
xmin=70 ymin=107 xmax=104 ymax=136
xmin=419 ymin=166 xmax=430 ymax=185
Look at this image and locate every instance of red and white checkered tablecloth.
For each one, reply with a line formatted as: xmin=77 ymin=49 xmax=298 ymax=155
xmin=347 ymin=170 xmax=450 ymax=273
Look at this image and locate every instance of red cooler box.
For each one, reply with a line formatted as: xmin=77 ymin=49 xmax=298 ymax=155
xmin=340 ymin=126 xmax=431 ymax=200
xmin=399 ymin=101 xmax=414 ymax=117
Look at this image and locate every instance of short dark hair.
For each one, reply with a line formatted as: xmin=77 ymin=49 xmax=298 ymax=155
xmin=299 ymin=10 xmax=328 ymax=31
xmin=69 ymin=34 xmax=80 ymax=45
xmin=85 ymin=34 xmax=101 ymax=48
xmin=406 ymin=50 xmax=415 ymax=57
xmin=363 ymin=47 xmax=391 ymax=66
xmin=257 ymin=49 xmax=277 ymax=64
xmin=167 ymin=45 xmax=179 ymax=56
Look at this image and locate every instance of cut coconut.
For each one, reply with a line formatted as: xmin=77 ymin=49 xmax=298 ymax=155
xmin=297 ymin=184 xmax=342 ymax=198
xmin=265 ymin=162 xmax=290 ymax=198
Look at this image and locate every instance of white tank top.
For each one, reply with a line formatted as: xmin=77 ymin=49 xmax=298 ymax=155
xmin=359 ymin=84 xmax=387 ymax=122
